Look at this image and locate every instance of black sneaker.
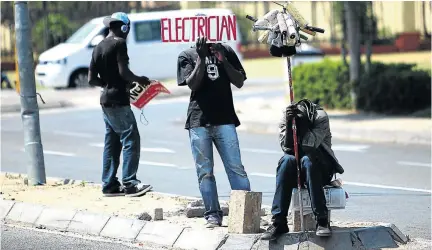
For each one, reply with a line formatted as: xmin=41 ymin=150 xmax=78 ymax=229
xmin=316 ymin=219 xmax=332 ymax=237
xmin=125 ymin=183 xmax=152 ymax=197
xmin=260 ymin=225 xmax=289 ymax=241
xmin=103 ymin=186 xmax=125 ymax=197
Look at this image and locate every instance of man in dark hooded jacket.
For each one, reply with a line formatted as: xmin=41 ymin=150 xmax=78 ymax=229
xmin=261 ymin=99 xmax=344 ymax=240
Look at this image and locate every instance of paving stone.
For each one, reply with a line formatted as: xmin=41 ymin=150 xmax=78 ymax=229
xmin=5 ymin=202 xmax=44 ymax=225
xmin=0 ymin=200 xmax=15 ymax=219
xmin=380 ymin=223 xmax=409 ymax=244
xmin=219 ymin=234 xmax=259 ymax=250
xmin=100 ymin=217 xmax=146 ymax=240
xmin=136 ymin=221 xmax=184 ymax=246
xmin=67 ymin=211 xmax=110 ymax=236
xmin=173 ymin=228 xmax=227 ymax=250
xmin=35 ymin=207 xmax=77 ymax=231
xmin=153 ymin=208 xmax=163 ymax=221
xmin=356 ymin=226 xmax=398 ymax=249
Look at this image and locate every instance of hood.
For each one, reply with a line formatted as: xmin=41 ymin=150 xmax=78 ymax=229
xmin=38 ymin=43 xmax=83 ymax=62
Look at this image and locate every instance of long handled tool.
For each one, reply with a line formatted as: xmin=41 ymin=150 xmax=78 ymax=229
xmin=246 ymin=1 xmax=325 ymax=236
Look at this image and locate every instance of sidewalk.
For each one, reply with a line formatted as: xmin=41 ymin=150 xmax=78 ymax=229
xmin=1 ymin=172 xmax=427 ymax=250
xmin=236 ymin=97 xmax=432 ymax=145
xmin=0 ymin=84 xmax=190 ymax=113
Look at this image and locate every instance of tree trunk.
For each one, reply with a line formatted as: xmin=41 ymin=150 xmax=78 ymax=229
xmin=344 ymin=1 xmax=361 ymax=110
xmin=365 ymin=1 xmax=373 ymax=74
xmin=422 ymin=1 xmax=431 ymax=38
xmin=341 ymin=5 xmax=348 ymax=67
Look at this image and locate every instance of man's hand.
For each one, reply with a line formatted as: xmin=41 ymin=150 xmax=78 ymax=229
xmin=210 ymin=43 xmax=226 ymax=63
xmin=196 ymin=37 xmax=209 ymax=59
xmin=137 ymin=76 xmax=151 ymax=86
xmin=286 ymin=104 xmax=299 ymax=120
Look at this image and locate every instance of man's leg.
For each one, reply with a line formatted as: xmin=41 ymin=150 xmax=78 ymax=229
xmin=212 ymin=125 xmax=251 ymax=193
xmin=189 ymin=126 xmax=221 ymax=227
xmin=102 ymin=106 xmax=151 ymax=197
xmin=261 ymin=154 xmax=297 ymax=240
xmin=301 ymin=156 xmax=331 ymax=236
xmin=101 ymin=109 xmax=123 ymax=196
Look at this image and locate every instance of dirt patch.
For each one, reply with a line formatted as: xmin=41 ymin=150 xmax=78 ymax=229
xmin=0 ymin=173 xmax=205 ymax=226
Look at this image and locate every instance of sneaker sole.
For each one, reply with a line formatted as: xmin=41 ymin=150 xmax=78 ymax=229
xmin=316 ymin=231 xmax=332 ymax=237
xmin=103 ymin=193 xmax=125 ymax=197
xmin=125 ymin=185 xmax=153 ymax=197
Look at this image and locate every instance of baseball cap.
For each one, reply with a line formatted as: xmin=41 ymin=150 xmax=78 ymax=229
xmin=103 ymin=12 xmax=130 ymax=28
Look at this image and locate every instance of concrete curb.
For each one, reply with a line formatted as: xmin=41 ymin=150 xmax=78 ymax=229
xmin=0 ymin=198 xmax=416 ymax=250
xmin=240 ymin=121 xmax=431 ymax=145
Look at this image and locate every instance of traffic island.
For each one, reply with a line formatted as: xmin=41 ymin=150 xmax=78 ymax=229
xmin=0 ymin=172 xmax=429 ymax=250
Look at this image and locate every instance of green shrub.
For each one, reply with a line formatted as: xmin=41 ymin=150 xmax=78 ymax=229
xmin=292 ymin=59 xmax=352 ymax=109
xmin=292 ymin=59 xmax=431 ymax=114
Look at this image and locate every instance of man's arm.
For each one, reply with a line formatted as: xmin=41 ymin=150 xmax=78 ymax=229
xmin=219 ymin=46 xmax=246 ymax=89
xmin=117 ymin=40 xmax=145 ymax=83
xmin=88 ymin=55 xmax=104 ymax=87
xmin=301 ymin=110 xmax=330 ymax=152
xmin=278 ymin=110 xmax=293 ymax=154
xmin=177 ymin=52 xmax=206 ymax=91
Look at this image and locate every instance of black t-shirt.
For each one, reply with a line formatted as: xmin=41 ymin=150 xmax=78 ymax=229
xmin=90 ymin=36 xmax=130 ymax=106
xmin=177 ymin=44 xmax=247 ymax=129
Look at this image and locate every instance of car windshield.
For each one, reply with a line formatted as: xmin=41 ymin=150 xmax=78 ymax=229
xmin=66 ymin=22 xmax=98 ymax=44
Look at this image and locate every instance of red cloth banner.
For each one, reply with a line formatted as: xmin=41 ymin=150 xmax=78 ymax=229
xmin=129 ymin=81 xmax=171 ymax=109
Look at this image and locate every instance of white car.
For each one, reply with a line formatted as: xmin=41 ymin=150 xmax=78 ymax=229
xmin=35 ymin=8 xmax=243 ymax=89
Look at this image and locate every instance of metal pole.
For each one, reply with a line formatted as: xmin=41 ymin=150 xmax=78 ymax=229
xmin=286 ymin=56 xmax=305 ymax=232
xmin=14 ymin=1 xmax=46 ymax=185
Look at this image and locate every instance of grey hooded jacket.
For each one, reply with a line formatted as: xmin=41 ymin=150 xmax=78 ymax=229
xmin=278 ymin=105 xmax=344 ymax=175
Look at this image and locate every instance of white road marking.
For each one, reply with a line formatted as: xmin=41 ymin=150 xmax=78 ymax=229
xmin=249 ymin=172 xmax=431 ymax=193
xmin=331 ymin=144 xmax=370 ymax=152
xmin=141 ymin=147 xmax=175 ymax=153
xmin=20 ymin=148 xmax=75 ymax=157
xmin=397 ymin=161 xmax=431 ymax=168
xmin=242 ymin=148 xmax=280 ymax=154
xmin=53 ymin=131 xmax=94 ymax=138
xmin=139 ymin=161 xmax=191 ymax=170
xmin=89 ymin=143 xmax=175 ymax=153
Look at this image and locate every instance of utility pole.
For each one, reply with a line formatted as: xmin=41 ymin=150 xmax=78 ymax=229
xmin=14 ymin=1 xmax=46 ymax=185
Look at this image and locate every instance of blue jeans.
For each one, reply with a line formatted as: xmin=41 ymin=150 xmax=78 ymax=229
xmin=271 ymin=154 xmax=332 ymax=226
xmin=189 ymin=124 xmax=251 ymax=222
xmin=102 ymin=106 xmax=141 ymax=192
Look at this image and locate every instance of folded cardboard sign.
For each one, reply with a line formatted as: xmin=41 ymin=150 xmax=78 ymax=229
xmin=161 ymin=15 xmax=237 ymax=43
xmin=129 ymin=81 xmax=170 ymax=109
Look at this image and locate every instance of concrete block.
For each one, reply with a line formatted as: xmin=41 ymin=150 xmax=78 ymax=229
xmin=5 ymin=202 xmax=44 ymax=225
xmin=292 ymin=211 xmax=316 ymax=232
xmin=356 ymin=226 xmax=398 ymax=249
xmin=228 ymin=191 xmax=262 ymax=234
xmin=0 ymin=200 xmax=15 ymax=219
xmin=186 ymin=205 xmax=229 ymax=218
xmin=67 ymin=211 xmax=110 ymax=236
xmin=219 ymin=234 xmax=260 ymax=250
xmin=153 ymin=208 xmax=163 ymax=221
xmin=173 ymin=228 xmax=227 ymax=250
xmin=380 ymin=223 xmax=409 ymax=244
xmin=100 ymin=217 xmax=146 ymax=240
xmin=35 ymin=207 xmax=77 ymax=231
xmin=136 ymin=221 xmax=184 ymax=246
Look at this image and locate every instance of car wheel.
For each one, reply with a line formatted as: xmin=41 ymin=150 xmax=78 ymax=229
xmin=69 ymin=70 xmax=90 ymax=88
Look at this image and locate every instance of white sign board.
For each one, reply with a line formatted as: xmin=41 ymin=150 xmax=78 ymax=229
xmin=161 ymin=15 xmax=237 ymax=43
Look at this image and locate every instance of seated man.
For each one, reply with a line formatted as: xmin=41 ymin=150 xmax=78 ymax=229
xmin=261 ymin=99 xmax=344 ymax=240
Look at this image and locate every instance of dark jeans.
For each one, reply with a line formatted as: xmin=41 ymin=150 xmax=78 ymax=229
xmin=101 ymin=105 xmax=141 ymax=192
xmin=271 ymin=154 xmax=332 ymax=226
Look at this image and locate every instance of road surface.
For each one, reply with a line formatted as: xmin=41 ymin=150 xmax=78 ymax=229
xmin=1 ymin=224 xmax=151 ymax=250
xmin=1 ymin=88 xmax=430 ymax=239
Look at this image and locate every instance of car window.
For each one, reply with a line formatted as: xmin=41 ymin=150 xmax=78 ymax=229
xmin=134 ymin=20 xmax=161 ymax=42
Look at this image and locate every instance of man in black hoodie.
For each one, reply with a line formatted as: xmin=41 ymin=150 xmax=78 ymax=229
xmin=261 ymin=99 xmax=344 ymax=240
